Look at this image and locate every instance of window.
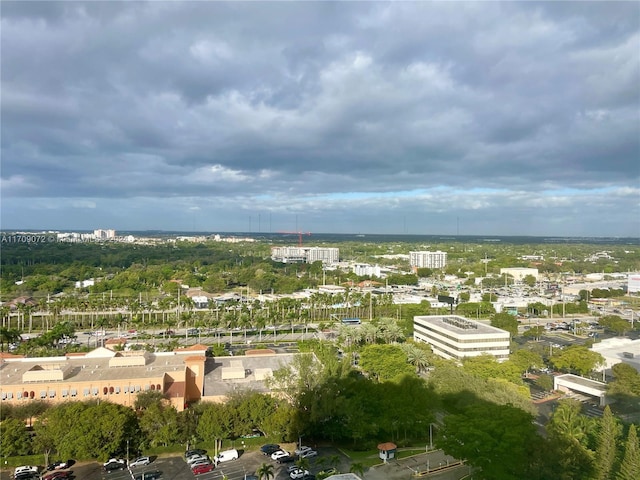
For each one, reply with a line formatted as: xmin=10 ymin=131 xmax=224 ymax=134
xmin=1 ymin=393 xmax=6 ymax=400
xmin=71 ymin=389 xmax=77 ymax=397
xmin=83 ymin=388 xmax=90 ymax=397
xmin=144 ymin=385 xmax=150 ymax=391
xmin=7 ymin=392 xmax=13 ymax=399
xmin=49 ymin=390 xmax=55 ymax=398
xmin=62 ymin=389 xmax=68 ymax=398
xmin=134 ymin=385 xmax=141 ymax=392
xmin=115 ymin=386 xmax=121 ymax=394
xmin=124 ymin=386 xmax=129 ymax=393
xmin=156 ymin=384 xmax=161 ymax=391
xmin=17 ymin=391 xmax=22 ymax=399
xmin=40 ymin=391 xmax=47 ymax=399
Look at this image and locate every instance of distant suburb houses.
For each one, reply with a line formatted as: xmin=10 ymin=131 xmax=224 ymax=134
xmin=0 ymin=345 xmax=296 ymax=411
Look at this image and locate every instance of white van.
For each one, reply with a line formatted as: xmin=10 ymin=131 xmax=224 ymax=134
xmin=214 ymin=449 xmax=239 ymax=464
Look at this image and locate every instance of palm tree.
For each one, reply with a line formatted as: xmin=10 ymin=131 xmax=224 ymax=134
xmin=0 ymin=327 xmax=21 ymax=352
xmin=0 ymin=305 xmax=11 ymax=329
xmin=349 ymin=462 xmax=365 ymax=477
xmin=401 ymin=343 xmax=431 ymax=373
xmin=255 ymin=462 xmax=274 ymax=480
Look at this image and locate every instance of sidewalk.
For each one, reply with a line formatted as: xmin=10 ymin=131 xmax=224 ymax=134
xmin=363 ymin=450 xmax=467 ymax=480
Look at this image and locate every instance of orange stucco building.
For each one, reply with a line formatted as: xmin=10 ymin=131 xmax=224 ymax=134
xmin=0 ymin=345 xmax=208 ymax=412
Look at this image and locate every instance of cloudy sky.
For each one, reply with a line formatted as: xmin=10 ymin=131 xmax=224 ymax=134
xmin=2 ymin=1 xmax=639 ymax=237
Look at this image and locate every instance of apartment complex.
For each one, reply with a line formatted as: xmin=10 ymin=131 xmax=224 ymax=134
xmin=94 ymin=229 xmax=116 ymax=239
xmin=271 ymin=246 xmax=339 ymax=264
xmin=409 ymin=251 xmax=447 ymax=269
xmin=413 ymin=315 xmax=510 ymax=362
xmin=352 ymin=263 xmax=381 ymax=277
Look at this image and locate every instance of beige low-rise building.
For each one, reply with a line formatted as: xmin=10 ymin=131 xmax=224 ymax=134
xmin=0 ymin=345 xmax=206 ymax=411
xmin=0 ymin=345 xmax=298 ymax=411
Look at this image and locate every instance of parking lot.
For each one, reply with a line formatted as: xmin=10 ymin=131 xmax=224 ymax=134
xmin=1 ymin=446 xmax=352 ymax=480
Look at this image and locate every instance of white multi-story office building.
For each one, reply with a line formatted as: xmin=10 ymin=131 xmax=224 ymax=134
xmin=413 ymin=315 xmax=510 ymax=362
xmin=409 ymin=251 xmax=447 ymax=269
xmin=271 ymin=246 xmax=339 ymax=264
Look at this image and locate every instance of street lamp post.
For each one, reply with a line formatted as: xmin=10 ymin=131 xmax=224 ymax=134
xmin=429 ymin=423 xmax=434 ymax=450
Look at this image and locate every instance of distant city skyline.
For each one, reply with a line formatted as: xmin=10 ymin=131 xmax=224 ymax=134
xmin=1 ymin=2 xmax=638 ymax=237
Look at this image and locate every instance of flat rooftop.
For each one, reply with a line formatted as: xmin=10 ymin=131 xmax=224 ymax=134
xmin=203 ymin=353 xmax=297 ymax=398
xmin=0 ymin=347 xmax=196 ymax=386
xmin=415 ymin=315 xmax=509 ymax=336
xmin=555 ymin=374 xmax=606 ymax=392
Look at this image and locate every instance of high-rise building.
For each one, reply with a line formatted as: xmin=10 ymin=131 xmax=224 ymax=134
xmin=271 ymin=246 xmax=339 ymax=264
xmin=409 ymin=251 xmax=447 ymax=269
xmin=94 ymin=229 xmax=116 ymax=239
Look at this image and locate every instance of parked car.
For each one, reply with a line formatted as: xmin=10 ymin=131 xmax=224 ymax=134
xmin=14 ymin=473 xmax=39 ymax=480
xmin=187 ymin=454 xmax=209 ymax=465
xmin=294 ymin=446 xmax=312 ymax=455
xmin=271 ymin=450 xmax=290 ymax=461
xmin=103 ymin=459 xmax=126 ymax=472
xmin=299 ymin=449 xmax=318 ymax=459
xmin=261 ymin=444 xmax=281 ymax=455
xmin=290 ymin=468 xmax=311 ymax=479
xmin=317 ymin=468 xmax=337 ymax=476
xmin=42 ymin=473 xmax=72 ymax=480
xmin=46 ymin=461 xmax=69 ymax=471
xmin=277 ymin=455 xmax=296 ymax=464
xmin=185 ymin=449 xmax=207 ymax=458
xmin=133 ymin=470 xmax=161 ymax=480
xmin=214 ymin=449 xmax=239 ymax=463
xmin=129 ymin=456 xmax=151 ymax=468
xmin=192 ymin=463 xmax=215 ymax=475
xmin=14 ymin=467 xmax=38 ymax=477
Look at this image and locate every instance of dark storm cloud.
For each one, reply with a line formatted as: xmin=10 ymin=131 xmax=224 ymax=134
xmin=1 ymin=1 xmax=638 ymax=235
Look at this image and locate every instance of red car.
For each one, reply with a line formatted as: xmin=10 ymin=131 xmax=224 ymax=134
xmin=43 ymin=473 xmax=72 ymax=480
xmin=192 ymin=463 xmax=214 ymax=475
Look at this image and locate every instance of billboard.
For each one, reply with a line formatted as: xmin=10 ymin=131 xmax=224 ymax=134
xmin=629 ymin=273 xmax=640 ymax=293
xmin=438 ymin=295 xmax=455 ymax=304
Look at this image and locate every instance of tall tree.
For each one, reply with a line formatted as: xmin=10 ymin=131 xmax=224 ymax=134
xmin=491 ymin=312 xmax=519 ymax=336
xmin=0 ymin=418 xmax=32 ymax=456
xmin=359 ymin=344 xmax=414 ymax=382
xmin=594 ymin=406 xmax=622 ymax=480
xmin=438 ymin=401 xmax=540 ymax=479
xmin=618 ymin=424 xmax=640 ymax=480
xmin=550 ymin=346 xmax=605 ymax=376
